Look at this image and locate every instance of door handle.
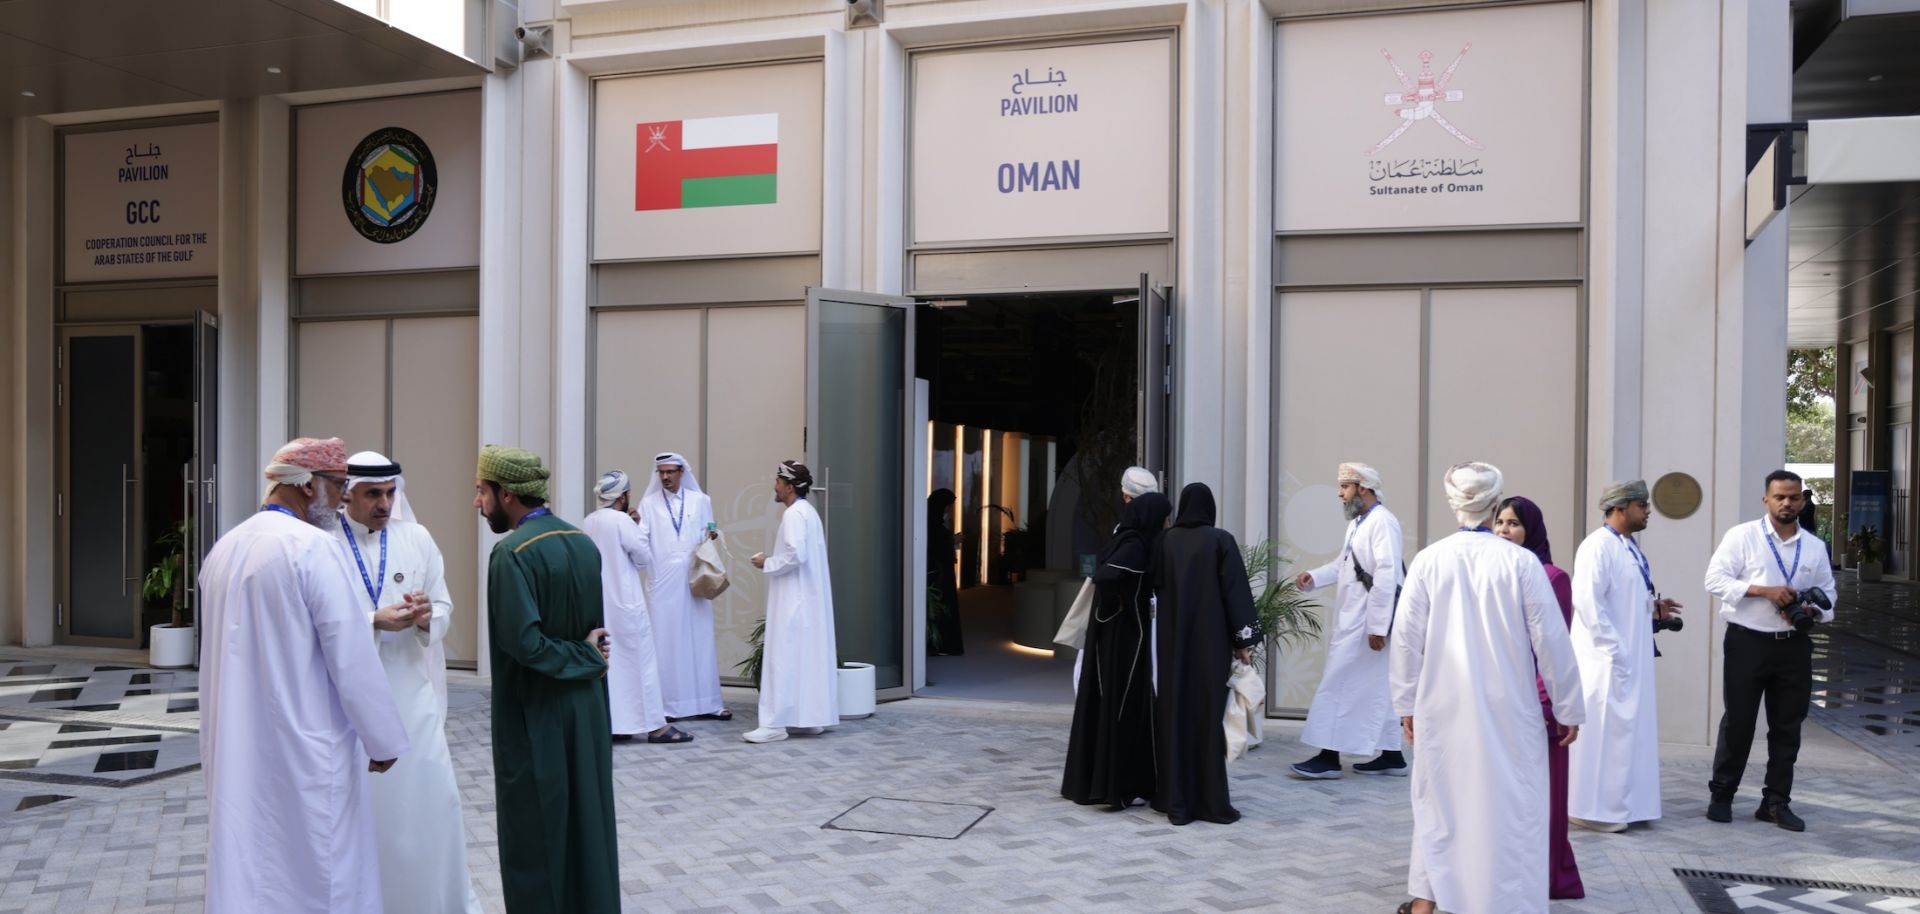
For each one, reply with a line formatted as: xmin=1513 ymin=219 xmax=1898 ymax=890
xmin=183 ymin=464 xmax=195 ymax=618
xmin=121 ymin=464 xmax=136 ymax=596
xmin=819 ymin=465 xmax=831 ymax=535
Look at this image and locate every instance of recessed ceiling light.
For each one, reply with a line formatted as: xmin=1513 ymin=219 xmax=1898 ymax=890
xmin=19 ymin=90 xmax=35 ymax=97
xmin=266 ymin=66 xmax=282 ymax=74
xmin=1867 ymin=74 xmax=1885 ymax=82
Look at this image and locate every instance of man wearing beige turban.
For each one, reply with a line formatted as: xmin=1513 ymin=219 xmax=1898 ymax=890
xmin=1291 ymin=462 xmax=1406 ymax=779
xmin=1390 ymin=462 xmax=1584 ymax=914
xmin=200 ymin=437 xmax=409 ymax=914
xmin=474 ymin=445 xmax=619 ymax=913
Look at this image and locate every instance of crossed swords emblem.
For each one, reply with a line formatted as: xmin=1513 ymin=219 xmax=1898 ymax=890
xmin=1368 ymin=44 xmax=1482 ymax=157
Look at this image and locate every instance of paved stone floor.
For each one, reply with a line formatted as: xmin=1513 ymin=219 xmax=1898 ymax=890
xmin=0 ymin=576 xmax=1915 ymax=913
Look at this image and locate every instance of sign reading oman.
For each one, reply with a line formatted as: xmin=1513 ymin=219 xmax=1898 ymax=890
xmin=62 ymin=122 xmax=219 ymax=282
xmin=913 ymin=38 xmax=1173 ymax=245
xmin=1275 ymin=2 xmax=1585 ymax=232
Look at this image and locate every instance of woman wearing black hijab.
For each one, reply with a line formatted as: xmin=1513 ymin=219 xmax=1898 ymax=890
xmin=926 ymin=489 xmax=963 ymax=656
xmin=1062 ymin=491 xmax=1174 ymax=809
xmin=1151 ymin=483 xmax=1262 ymax=825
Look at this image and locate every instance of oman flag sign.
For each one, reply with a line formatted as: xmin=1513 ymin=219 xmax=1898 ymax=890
xmin=634 ymin=113 xmax=779 ymax=210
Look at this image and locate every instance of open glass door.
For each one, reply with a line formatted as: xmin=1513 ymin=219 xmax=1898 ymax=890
xmin=806 ymin=287 xmax=917 ymax=700
xmin=1131 ymin=274 xmax=1172 ymax=481
xmin=58 ymin=327 xmax=145 ymax=647
xmin=189 ymin=312 xmax=219 ymax=667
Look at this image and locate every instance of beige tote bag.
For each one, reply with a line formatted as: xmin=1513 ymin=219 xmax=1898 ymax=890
xmin=1053 ymin=578 xmax=1096 ymax=650
xmin=689 ymin=535 xmax=730 ymax=600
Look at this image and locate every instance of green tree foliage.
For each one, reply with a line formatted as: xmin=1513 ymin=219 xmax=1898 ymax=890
xmin=1786 ymin=348 xmax=1835 ymax=422
xmin=1787 ymin=400 xmax=1835 ymax=463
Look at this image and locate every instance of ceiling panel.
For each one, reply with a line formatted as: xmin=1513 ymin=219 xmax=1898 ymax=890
xmin=1792 ymin=8 xmax=1920 ymax=119
xmin=1 ymin=58 xmax=198 ymax=115
xmin=100 ymin=32 xmax=433 ymax=99
xmin=0 ymin=0 xmax=335 ymax=61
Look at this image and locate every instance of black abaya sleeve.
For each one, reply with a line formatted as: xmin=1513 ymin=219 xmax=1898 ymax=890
xmin=1216 ymin=531 xmax=1262 ymax=649
xmin=1095 ymin=533 xmax=1148 ymax=585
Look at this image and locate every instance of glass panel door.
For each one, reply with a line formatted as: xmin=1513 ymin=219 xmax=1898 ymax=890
xmin=1136 ymin=275 xmax=1171 ymax=481
xmin=60 ymin=327 xmax=144 ymax=645
xmin=806 ymin=288 xmax=916 ymax=698
xmin=190 ymin=312 xmax=219 ymax=665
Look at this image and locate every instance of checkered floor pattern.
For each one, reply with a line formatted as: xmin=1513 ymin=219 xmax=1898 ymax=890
xmin=0 ymin=661 xmax=200 ymax=806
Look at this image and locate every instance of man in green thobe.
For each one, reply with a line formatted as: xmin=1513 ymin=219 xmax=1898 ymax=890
xmin=473 ymin=445 xmax=620 ymax=913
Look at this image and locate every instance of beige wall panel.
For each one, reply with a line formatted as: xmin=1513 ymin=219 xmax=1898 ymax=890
xmin=1426 ymin=288 xmax=1580 ymax=553
xmin=594 ymin=309 xmax=705 ymax=478
xmin=703 ymin=305 xmax=806 ymax=683
xmin=391 ymin=316 xmax=481 ymax=666
xmin=1272 ymin=290 xmax=1421 ymax=711
xmin=296 ymin=320 xmax=388 ymax=450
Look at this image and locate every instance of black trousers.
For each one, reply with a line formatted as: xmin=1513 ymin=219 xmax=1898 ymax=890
xmin=1708 ymin=623 xmax=1814 ymax=805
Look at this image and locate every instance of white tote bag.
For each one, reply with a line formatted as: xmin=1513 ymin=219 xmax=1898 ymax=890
xmin=689 ymin=535 xmax=730 ymax=600
xmin=1224 ymin=660 xmax=1267 ymax=763
xmin=1053 ymin=578 xmax=1096 ymax=650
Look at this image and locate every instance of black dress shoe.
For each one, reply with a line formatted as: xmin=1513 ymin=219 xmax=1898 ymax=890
xmin=1756 ymin=802 xmax=1805 ymax=832
xmin=1706 ymin=797 xmax=1732 ymax=823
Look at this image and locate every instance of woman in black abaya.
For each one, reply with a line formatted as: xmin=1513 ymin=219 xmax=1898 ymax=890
xmin=1151 ymin=483 xmax=1262 ymax=826
xmin=1062 ymin=491 xmax=1174 ymax=809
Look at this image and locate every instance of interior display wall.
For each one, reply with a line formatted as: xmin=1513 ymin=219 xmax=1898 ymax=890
xmin=594 ymin=305 xmax=805 ymax=683
xmin=295 ymin=315 xmax=481 ymax=666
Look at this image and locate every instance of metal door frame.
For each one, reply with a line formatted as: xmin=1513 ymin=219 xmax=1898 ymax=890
xmin=56 ymin=324 xmax=146 ymax=648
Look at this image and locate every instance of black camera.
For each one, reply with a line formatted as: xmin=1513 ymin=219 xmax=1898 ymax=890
xmin=1784 ymin=588 xmax=1831 ymax=633
xmin=1652 ymin=614 xmax=1684 ymax=634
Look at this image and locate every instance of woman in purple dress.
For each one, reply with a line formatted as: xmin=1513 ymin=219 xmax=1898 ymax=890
xmin=1493 ymin=495 xmax=1586 ymax=900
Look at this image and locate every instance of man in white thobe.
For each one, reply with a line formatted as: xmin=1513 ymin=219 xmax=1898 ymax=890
xmin=1567 ymin=479 xmax=1681 ymax=832
xmin=745 ymin=461 xmax=840 ymax=744
xmin=1292 ymin=462 xmax=1406 ymax=779
xmin=642 ymin=452 xmax=729 ymax=721
xmin=1391 ymin=462 xmax=1584 ymax=914
xmin=334 ymin=451 xmax=483 ymax=914
xmin=582 ymin=469 xmax=690 ymax=744
xmin=199 ymin=438 xmax=409 ymax=914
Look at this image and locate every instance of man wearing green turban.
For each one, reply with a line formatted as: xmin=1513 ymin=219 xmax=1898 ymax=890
xmin=472 ymin=445 xmax=620 ymax=913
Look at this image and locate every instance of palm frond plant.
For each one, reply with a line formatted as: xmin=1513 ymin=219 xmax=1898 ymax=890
xmin=141 ymin=519 xmax=193 ymax=627
xmin=1241 ymin=539 xmax=1322 ymax=674
xmin=733 ymin=616 xmax=768 ymax=689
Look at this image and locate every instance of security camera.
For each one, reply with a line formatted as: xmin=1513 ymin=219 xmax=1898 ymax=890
xmin=515 ymin=24 xmax=552 ymax=58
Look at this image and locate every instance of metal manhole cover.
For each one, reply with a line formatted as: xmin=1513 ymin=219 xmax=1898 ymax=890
xmin=823 ymin=797 xmax=992 ymax=840
xmin=1674 ymin=869 xmax=1920 ymax=913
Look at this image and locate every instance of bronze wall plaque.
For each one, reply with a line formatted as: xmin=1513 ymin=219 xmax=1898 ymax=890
xmin=1653 ymin=472 xmax=1703 ymax=519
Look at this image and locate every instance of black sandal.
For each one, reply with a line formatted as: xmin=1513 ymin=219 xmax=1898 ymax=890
xmin=697 ymin=709 xmax=733 ymax=721
xmin=647 ymin=726 xmax=694 ymax=744
xmin=1396 ymin=904 xmax=1412 ymax=914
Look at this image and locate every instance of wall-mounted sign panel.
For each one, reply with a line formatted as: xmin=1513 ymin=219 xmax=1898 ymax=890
xmin=593 ymin=62 xmax=824 ymax=262
xmin=912 ymin=37 xmax=1174 ymax=246
xmin=62 ymin=122 xmax=219 ymax=283
xmin=295 ymin=91 xmax=481 ymax=276
xmin=1275 ymin=2 xmax=1585 ymax=233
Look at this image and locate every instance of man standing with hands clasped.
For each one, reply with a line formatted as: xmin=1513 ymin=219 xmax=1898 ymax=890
xmin=1703 ymin=470 xmax=1835 ymax=832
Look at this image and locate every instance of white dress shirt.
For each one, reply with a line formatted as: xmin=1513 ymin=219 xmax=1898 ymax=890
xmin=1703 ymin=518 xmax=1836 ymax=633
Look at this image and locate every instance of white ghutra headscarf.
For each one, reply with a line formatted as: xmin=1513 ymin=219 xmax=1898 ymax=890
xmin=642 ymin=451 xmax=704 ymax=506
xmin=343 ymin=450 xmax=416 ymax=524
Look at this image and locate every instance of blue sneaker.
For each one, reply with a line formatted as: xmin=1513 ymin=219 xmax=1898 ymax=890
xmin=1289 ymin=755 xmax=1344 ymax=779
xmin=1353 ymin=754 xmax=1409 ymax=777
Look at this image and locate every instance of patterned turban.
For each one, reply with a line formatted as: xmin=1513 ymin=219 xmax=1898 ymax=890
xmin=777 ymin=460 xmax=814 ymax=495
xmin=477 ymin=445 xmax=550 ymax=501
xmin=1599 ymin=479 xmax=1650 ymax=511
xmin=595 ymin=470 xmax=631 ymax=507
xmin=1444 ymin=461 xmax=1505 ymax=523
xmin=1338 ymin=462 xmax=1384 ymax=499
xmin=1120 ymin=466 xmax=1159 ymax=498
xmin=263 ymin=437 xmax=348 ymax=496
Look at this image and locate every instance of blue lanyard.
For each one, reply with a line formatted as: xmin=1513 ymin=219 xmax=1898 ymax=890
xmin=261 ymin=504 xmax=299 ymax=520
xmin=1608 ymin=528 xmax=1655 ymax=595
xmin=515 ymin=506 xmax=551 ymax=530
xmin=664 ymin=490 xmax=687 ymax=537
xmin=1460 ymin=526 xmax=1493 ymax=534
xmin=1763 ymin=521 xmax=1802 ymax=589
xmin=1342 ymin=502 xmax=1380 ymax=559
xmin=339 ymin=514 xmax=388 ymax=610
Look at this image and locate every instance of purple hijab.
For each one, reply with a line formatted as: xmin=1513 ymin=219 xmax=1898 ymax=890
xmin=1500 ymin=495 xmax=1554 ymax=567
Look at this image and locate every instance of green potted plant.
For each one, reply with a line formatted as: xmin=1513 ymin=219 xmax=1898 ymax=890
xmin=1851 ymin=525 xmax=1883 ymax=582
xmin=1240 ymin=540 xmax=1324 ymax=673
xmin=142 ymin=519 xmax=196 ymax=667
xmin=734 ymin=617 xmax=767 ymax=688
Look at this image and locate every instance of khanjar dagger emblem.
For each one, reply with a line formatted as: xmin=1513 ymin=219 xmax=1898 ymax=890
xmin=1368 ymin=44 xmax=1482 ymax=156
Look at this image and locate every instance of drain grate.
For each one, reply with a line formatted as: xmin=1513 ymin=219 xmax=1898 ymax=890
xmin=1673 ymin=869 xmax=1920 ymax=913
xmin=823 ymin=797 xmax=992 ymax=840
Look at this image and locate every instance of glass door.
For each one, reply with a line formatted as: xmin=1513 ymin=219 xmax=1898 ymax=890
xmin=58 ymin=326 xmax=145 ymax=647
xmin=189 ymin=312 xmax=219 ymax=665
xmin=1123 ymin=274 xmax=1172 ymax=482
xmin=806 ymin=287 xmax=917 ymax=699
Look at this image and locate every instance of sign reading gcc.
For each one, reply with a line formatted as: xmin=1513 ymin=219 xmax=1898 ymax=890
xmin=61 ymin=122 xmax=219 ymax=282
xmin=912 ymin=37 xmax=1174 ymax=245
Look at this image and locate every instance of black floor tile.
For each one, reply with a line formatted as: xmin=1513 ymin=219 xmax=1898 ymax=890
xmin=26 ymin=689 xmax=81 ymax=703
xmin=93 ymin=750 xmax=158 ymax=773
xmin=13 ymin=795 xmax=69 ymax=812
xmin=48 ymin=735 xmax=162 ymax=751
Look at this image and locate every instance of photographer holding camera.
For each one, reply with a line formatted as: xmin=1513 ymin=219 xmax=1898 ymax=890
xmin=1701 ymin=470 xmax=1836 ymax=832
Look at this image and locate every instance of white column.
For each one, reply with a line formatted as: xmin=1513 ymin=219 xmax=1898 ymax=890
xmin=0 ymin=121 xmax=19 ymax=644
xmin=1234 ymin=0 xmax=1275 ymax=544
xmin=230 ymin=97 xmax=291 ymax=534
xmin=478 ymin=66 xmax=528 ymax=676
xmin=1177 ymin=0 xmax=1226 ymax=509
xmin=552 ymin=59 xmax=591 ymax=523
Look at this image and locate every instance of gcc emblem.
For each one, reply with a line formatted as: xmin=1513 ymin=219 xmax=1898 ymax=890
xmin=342 ymin=126 xmax=437 ymax=244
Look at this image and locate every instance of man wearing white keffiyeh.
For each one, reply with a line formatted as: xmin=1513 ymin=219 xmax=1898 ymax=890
xmin=639 ymin=452 xmax=730 ymax=721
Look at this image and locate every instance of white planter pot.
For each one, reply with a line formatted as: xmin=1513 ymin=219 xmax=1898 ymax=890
xmin=149 ymin=623 xmax=195 ymax=669
xmin=837 ymin=662 xmax=876 ymax=719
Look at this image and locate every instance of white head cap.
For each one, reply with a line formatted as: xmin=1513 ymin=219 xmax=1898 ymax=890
xmin=1120 ymin=466 xmax=1159 ymax=498
xmin=1337 ymin=462 xmax=1384 ymax=499
xmin=1444 ymin=461 xmax=1504 ymax=528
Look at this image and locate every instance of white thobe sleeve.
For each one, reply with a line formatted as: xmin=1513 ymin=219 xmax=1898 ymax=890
xmin=1389 ymin=556 xmax=1430 ymax=718
xmin=761 ymin=511 xmax=806 ymax=577
xmin=1571 ymin=541 xmax=1622 ymax=661
xmin=621 ymin=514 xmax=651 ymax=570
xmin=306 ymin=546 xmax=409 ymax=761
xmin=414 ymin=528 xmax=452 ymax=650
xmin=1523 ymin=559 xmax=1584 ymax=725
xmin=1361 ymin=514 xmax=1403 ymax=637
xmin=1702 ymin=527 xmax=1752 ymax=607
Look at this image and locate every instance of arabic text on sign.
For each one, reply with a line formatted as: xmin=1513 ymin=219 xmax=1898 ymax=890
xmin=1368 ymin=158 xmax=1485 ymax=182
